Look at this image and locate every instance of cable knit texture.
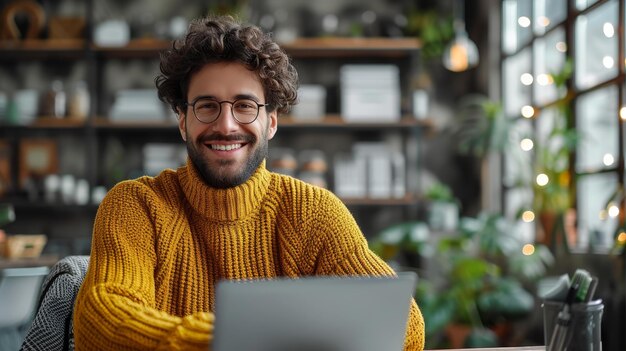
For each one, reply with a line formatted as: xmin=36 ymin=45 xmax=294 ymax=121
xmin=73 ymin=159 xmax=425 ymax=350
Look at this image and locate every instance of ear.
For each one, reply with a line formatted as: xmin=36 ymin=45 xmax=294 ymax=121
xmin=177 ymin=108 xmax=187 ymax=141
xmin=267 ymin=110 xmax=278 ymax=140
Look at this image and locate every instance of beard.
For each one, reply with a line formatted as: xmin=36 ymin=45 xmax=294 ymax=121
xmin=186 ymin=123 xmax=269 ymax=189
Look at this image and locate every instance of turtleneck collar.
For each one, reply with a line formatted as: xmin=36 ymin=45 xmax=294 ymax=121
xmin=178 ymin=158 xmax=271 ymax=222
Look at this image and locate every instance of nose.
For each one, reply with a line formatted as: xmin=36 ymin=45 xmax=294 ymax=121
xmin=211 ymin=102 xmax=239 ymax=133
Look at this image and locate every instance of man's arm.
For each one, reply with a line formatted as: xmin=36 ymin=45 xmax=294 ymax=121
xmin=73 ymin=181 xmax=214 ymax=350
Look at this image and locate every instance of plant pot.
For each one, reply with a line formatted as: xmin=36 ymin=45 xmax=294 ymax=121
xmin=444 ymin=323 xmax=472 ymax=349
xmin=538 ymin=210 xmax=575 ymax=250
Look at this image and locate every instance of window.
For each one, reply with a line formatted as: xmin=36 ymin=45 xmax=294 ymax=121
xmin=500 ymin=0 xmax=624 ymax=253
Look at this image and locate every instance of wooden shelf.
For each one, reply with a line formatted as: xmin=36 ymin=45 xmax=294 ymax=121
xmin=0 ymin=39 xmax=87 ymax=59
xmin=0 ymin=39 xmax=86 ymax=50
xmin=280 ymin=115 xmax=432 ymax=130
xmin=280 ymin=37 xmax=421 ymax=58
xmin=0 ymin=118 xmax=87 ymax=131
xmin=88 ymin=116 xmax=431 ymax=131
xmin=0 ymin=37 xmax=421 ymax=60
xmin=92 ymin=118 xmax=178 ymax=129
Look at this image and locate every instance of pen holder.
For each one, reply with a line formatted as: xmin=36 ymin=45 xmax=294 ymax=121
xmin=542 ymin=299 xmax=603 ymax=351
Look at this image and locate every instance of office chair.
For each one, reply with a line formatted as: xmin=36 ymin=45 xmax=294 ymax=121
xmin=20 ymin=256 xmax=89 ymax=351
xmin=0 ymin=266 xmax=49 ymax=351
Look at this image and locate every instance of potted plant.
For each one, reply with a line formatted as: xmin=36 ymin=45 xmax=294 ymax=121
xmin=369 ymin=221 xmax=433 ymax=270
xmin=411 ymin=213 xmax=553 ymax=348
xmin=425 ymin=182 xmax=460 ymax=232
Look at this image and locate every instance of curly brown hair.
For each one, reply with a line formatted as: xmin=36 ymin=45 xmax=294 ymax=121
xmin=156 ymin=15 xmax=298 ymax=115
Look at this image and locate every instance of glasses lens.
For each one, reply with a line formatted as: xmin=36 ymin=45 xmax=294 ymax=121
xmin=194 ymin=99 xmax=221 ymax=123
xmin=232 ymin=99 xmax=259 ymax=123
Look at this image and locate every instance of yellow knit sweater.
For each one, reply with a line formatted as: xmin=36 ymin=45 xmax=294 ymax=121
xmin=74 ymin=160 xmax=425 ymax=350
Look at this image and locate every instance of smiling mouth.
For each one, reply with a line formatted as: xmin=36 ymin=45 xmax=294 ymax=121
xmin=209 ymin=143 xmax=244 ymax=151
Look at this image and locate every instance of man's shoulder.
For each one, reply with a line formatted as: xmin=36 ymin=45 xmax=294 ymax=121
xmin=269 ymin=172 xmax=343 ymax=206
xmin=106 ymin=169 xmax=182 ymax=201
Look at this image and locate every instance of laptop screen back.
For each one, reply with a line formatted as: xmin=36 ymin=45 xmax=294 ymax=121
xmin=213 ymin=272 xmax=417 ymax=351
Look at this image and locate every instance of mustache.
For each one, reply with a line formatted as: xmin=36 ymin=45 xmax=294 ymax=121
xmin=199 ymin=133 xmax=256 ymax=143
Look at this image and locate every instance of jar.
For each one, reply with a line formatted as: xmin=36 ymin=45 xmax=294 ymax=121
xmin=41 ymin=80 xmax=66 ymax=118
xmin=68 ymin=80 xmax=90 ymax=120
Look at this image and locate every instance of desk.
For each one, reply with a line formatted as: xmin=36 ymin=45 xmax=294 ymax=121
xmin=0 ymin=255 xmax=59 ymax=269
xmin=428 ymin=347 xmax=544 ymax=351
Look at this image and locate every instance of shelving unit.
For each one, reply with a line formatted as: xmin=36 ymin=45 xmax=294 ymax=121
xmin=0 ymin=17 xmax=430 ymax=242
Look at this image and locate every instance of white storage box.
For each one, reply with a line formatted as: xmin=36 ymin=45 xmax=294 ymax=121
xmin=292 ymin=85 xmax=326 ymax=120
xmin=340 ymin=65 xmax=401 ymax=122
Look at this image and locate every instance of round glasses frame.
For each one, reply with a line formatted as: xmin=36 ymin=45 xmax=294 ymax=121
xmin=185 ymin=97 xmax=268 ymax=125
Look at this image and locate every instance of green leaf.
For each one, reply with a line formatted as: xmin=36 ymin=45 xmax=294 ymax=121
xmin=464 ymin=328 xmax=499 ymax=348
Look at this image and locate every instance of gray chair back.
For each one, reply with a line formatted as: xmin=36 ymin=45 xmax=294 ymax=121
xmin=20 ymin=256 xmax=89 ymax=351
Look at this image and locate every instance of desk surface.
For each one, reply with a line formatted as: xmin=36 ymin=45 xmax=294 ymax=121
xmin=0 ymin=255 xmax=59 ymax=269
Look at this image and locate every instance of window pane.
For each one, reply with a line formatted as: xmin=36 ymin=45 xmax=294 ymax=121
xmin=503 ymin=48 xmax=532 ymax=117
xmin=504 ymin=119 xmax=534 ymax=187
xmin=534 ymin=0 xmax=566 ymax=34
xmin=577 ymin=173 xmax=618 ymax=251
xmin=502 ymin=0 xmax=533 ymax=54
xmin=536 ymin=107 xmax=568 ymax=165
xmin=576 ymin=86 xmax=619 ymax=172
xmin=504 ymin=188 xmax=535 ymax=243
xmin=575 ymin=0 xmax=619 ymax=89
xmin=533 ymin=26 xmax=567 ymax=105
xmin=575 ymin=0 xmax=600 ymax=11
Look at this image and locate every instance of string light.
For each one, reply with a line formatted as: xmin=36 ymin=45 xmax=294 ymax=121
xmin=522 ymin=211 xmax=535 ymax=222
xmin=520 ymin=138 xmax=534 ymax=151
xmin=521 ymin=105 xmax=535 ymax=118
xmin=536 ymin=173 xmax=549 ymax=186
xmin=522 ymin=244 xmax=535 ymax=255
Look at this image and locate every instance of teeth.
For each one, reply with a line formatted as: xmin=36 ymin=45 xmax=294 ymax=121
xmin=210 ymin=144 xmax=242 ymax=151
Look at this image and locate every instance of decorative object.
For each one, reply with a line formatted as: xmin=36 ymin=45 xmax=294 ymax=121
xmin=425 ymin=182 xmax=459 ymax=232
xmin=48 ymin=16 xmax=85 ymax=39
xmin=19 ymin=139 xmax=58 ymax=189
xmin=67 ymin=80 xmax=90 ymax=120
xmin=442 ymin=0 xmax=479 ymax=72
xmin=40 ymin=80 xmax=66 ymax=118
xmin=3 ymin=234 xmax=47 ymax=258
xmin=93 ymin=20 xmax=130 ymax=47
xmin=0 ymin=0 xmax=45 ymax=40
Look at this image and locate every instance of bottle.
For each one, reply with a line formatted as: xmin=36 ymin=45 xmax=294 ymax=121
xmin=42 ymin=80 xmax=66 ymax=118
xmin=68 ymin=80 xmax=90 ymax=120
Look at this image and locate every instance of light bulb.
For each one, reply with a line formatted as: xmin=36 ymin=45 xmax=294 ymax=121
xmin=443 ymin=33 xmax=479 ymax=72
xmin=443 ymin=0 xmax=479 ymax=72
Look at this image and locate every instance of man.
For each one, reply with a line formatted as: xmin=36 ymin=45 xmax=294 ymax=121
xmin=74 ymin=15 xmax=425 ymax=350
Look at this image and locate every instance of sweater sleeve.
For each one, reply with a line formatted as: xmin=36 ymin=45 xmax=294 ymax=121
xmin=306 ymin=191 xmax=426 ymax=351
xmin=73 ymin=181 xmax=214 ymax=350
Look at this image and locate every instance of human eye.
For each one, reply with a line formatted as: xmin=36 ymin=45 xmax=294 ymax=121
xmin=195 ymin=99 xmax=220 ymax=112
xmin=233 ymin=99 xmax=257 ymax=114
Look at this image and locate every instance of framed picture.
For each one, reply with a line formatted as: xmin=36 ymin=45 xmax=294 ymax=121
xmin=19 ymin=139 xmax=58 ymax=189
xmin=0 ymin=141 xmax=11 ymax=196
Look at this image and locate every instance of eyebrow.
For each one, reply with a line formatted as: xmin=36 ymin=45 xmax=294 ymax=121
xmin=189 ymin=94 xmax=262 ymax=103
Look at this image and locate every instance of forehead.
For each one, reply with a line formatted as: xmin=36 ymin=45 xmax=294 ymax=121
xmin=187 ymin=62 xmax=264 ymax=99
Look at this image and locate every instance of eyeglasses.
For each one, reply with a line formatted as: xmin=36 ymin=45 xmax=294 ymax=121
xmin=185 ymin=97 xmax=268 ymax=124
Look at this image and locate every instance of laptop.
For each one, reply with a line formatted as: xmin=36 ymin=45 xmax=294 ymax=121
xmin=213 ymin=272 xmax=417 ymax=351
